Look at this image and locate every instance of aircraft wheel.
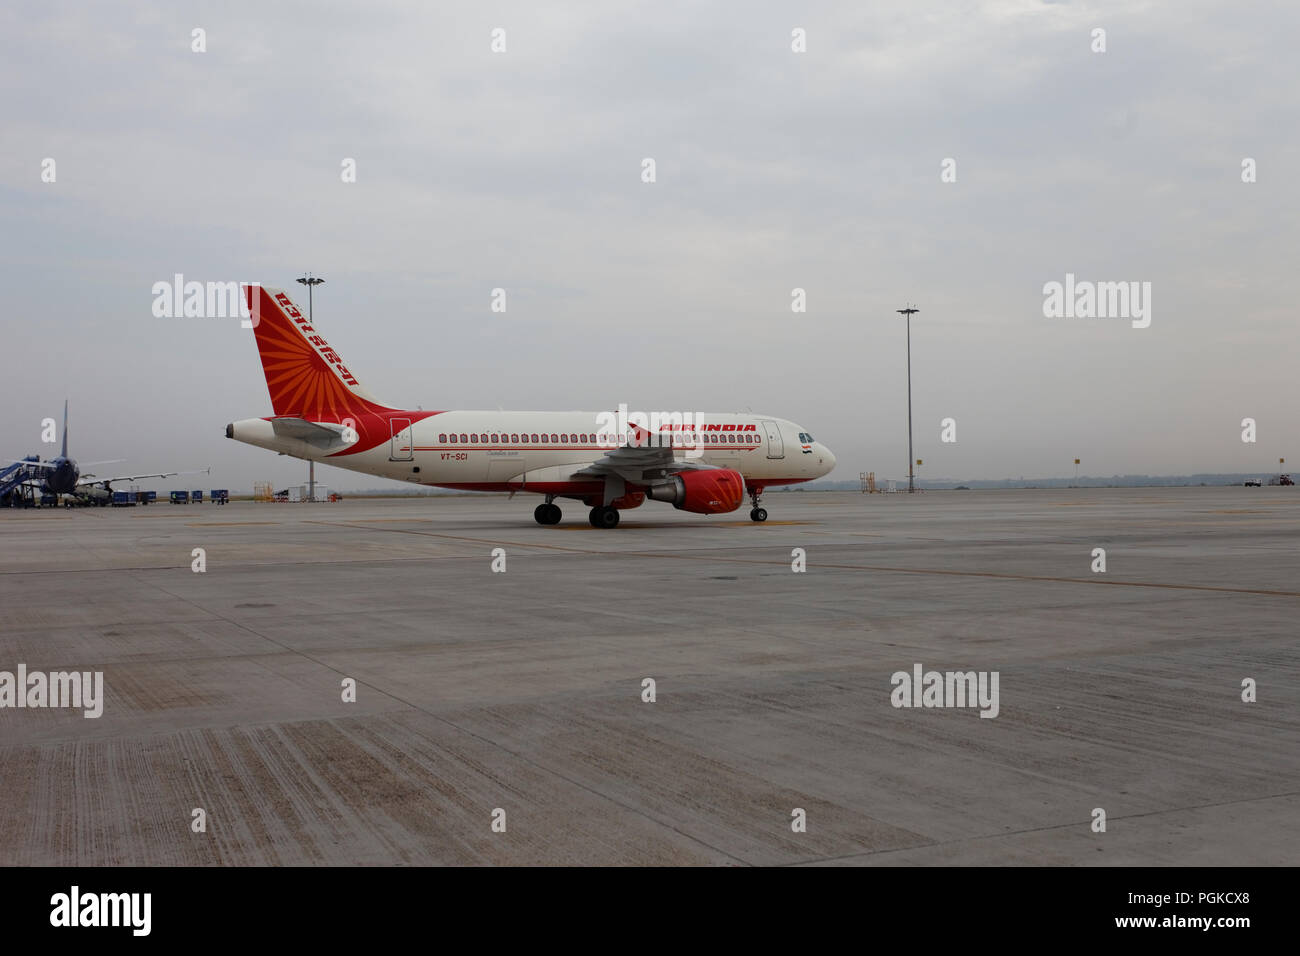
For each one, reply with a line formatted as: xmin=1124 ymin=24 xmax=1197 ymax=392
xmin=750 ymin=507 xmax=768 ymax=522
xmin=589 ymin=506 xmax=620 ymax=528
xmin=534 ymin=503 xmax=561 ymax=525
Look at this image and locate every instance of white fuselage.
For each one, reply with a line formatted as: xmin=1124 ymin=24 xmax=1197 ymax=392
xmin=229 ymin=410 xmax=835 ymax=492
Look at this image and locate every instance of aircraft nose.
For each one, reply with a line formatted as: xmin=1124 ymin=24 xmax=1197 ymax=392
xmin=821 ymin=444 xmax=836 ymax=471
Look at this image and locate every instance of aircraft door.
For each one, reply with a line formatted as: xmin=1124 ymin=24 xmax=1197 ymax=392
xmin=389 ymin=418 xmax=414 ymax=461
xmin=761 ymin=420 xmax=784 ymax=459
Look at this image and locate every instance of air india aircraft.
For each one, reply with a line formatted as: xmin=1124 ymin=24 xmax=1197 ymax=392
xmin=226 ymin=286 xmax=835 ymax=528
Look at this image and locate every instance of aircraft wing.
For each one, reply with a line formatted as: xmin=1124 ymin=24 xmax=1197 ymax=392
xmin=77 ymin=467 xmax=210 ymax=488
xmin=77 ymin=472 xmax=175 ymax=487
xmin=5 ymin=457 xmax=122 ymax=472
xmin=570 ymin=426 xmax=717 ymax=483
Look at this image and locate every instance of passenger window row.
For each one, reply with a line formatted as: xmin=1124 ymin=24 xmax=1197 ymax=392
xmin=435 ymin=432 xmax=760 ymax=446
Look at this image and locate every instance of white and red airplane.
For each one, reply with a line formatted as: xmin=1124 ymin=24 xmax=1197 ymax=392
xmin=226 ymin=286 xmax=836 ymax=527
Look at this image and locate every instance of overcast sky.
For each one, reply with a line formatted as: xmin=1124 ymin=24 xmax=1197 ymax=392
xmin=2 ymin=0 xmax=1296 ymax=491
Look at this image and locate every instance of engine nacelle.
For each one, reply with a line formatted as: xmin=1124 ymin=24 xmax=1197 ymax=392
xmin=646 ymin=469 xmax=744 ymax=514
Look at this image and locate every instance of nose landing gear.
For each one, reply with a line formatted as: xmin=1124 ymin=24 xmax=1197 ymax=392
xmin=747 ymin=486 xmax=767 ymax=522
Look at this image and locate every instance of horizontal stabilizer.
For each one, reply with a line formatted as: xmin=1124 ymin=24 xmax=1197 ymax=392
xmin=270 ymin=418 xmax=355 ymax=451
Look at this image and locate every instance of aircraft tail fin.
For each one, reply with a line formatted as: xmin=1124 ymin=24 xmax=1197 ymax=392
xmin=61 ymin=400 xmax=68 ymax=458
xmin=243 ymin=285 xmax=394 ymax=422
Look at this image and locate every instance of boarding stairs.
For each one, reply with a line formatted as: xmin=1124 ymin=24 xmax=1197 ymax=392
xmin=0 ymin=456 xmax=42 ymax=505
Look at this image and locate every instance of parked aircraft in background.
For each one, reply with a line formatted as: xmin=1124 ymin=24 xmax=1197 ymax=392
xmin=3 ymin=401 xmax=206 ymax=505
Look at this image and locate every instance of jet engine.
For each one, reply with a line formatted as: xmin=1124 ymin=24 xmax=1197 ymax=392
xmin=645 ymin=469 xmax=744 ymax=514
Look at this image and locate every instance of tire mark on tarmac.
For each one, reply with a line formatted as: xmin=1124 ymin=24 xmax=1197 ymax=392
xmin=128 ymin=572 xmax=752 ymax=866
xmin=783 ymin=790 xmax=1300 ymax=866
xmin=307 ymin=521 xmax=1300 ymax=599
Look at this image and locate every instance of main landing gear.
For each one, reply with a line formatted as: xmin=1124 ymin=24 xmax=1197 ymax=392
xmin=588 ymin=505 xmax=620 ymax=529
xmin=534 ymin=499 xmax=562 ymax=525
xmin=748 ymin=486 xmax=768 ymax=523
